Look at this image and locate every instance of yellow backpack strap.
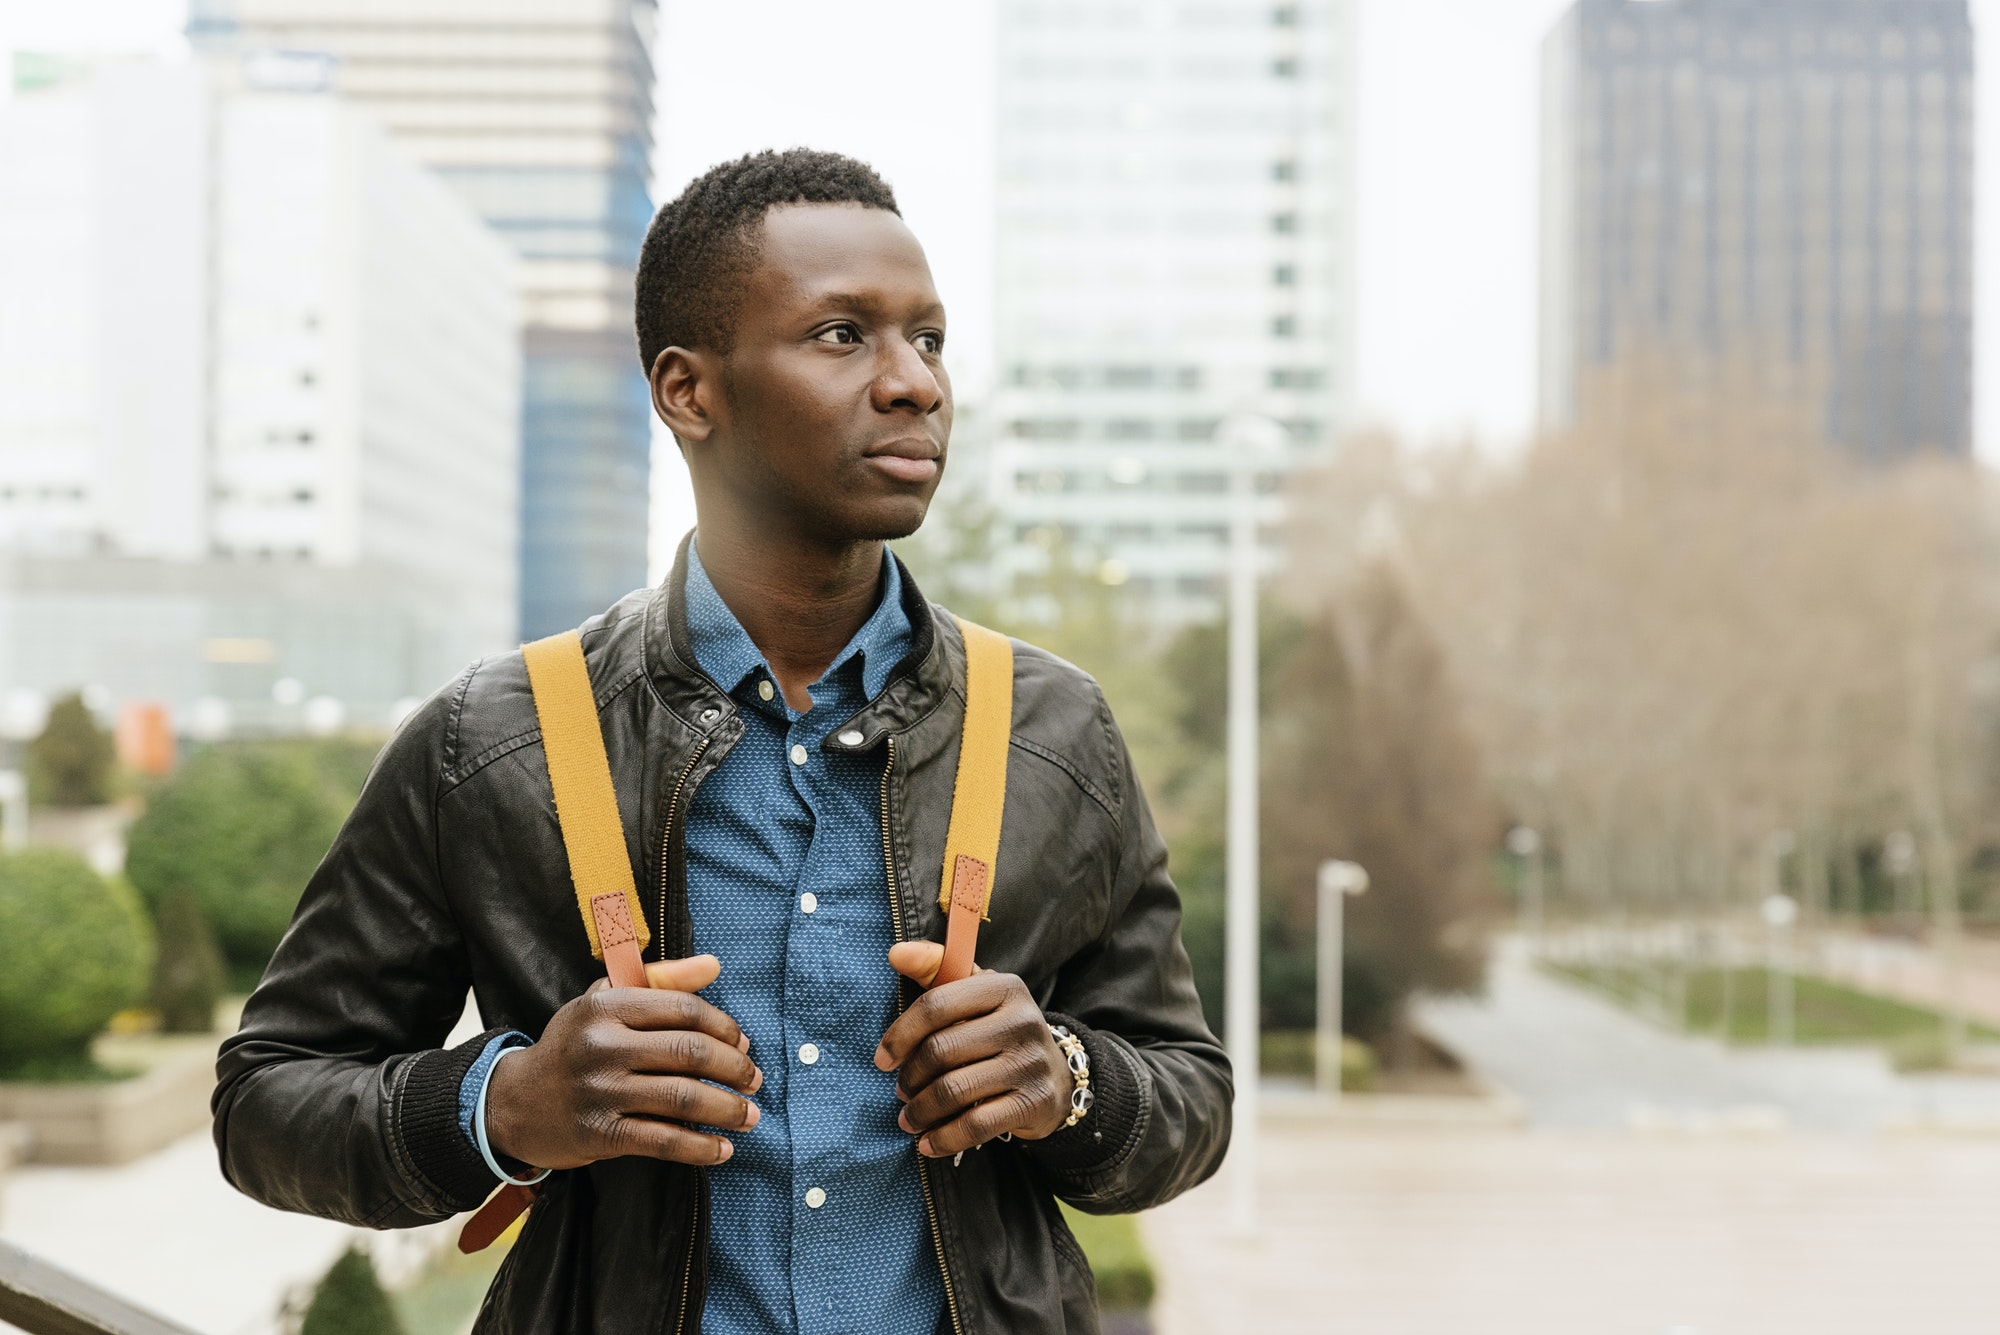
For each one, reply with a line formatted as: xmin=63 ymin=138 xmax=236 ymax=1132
xmin=933 ymin=616 xmax=1014 ymax=986
xmin=521 ymin=630 xmax=651 ymax=989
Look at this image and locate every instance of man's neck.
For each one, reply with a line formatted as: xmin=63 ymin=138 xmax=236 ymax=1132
xmin=692 ymin=523 xmax=885 ymax=711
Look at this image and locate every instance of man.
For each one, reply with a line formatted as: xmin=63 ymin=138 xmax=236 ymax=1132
xmin=214 ymin=148 xmax=1231 ymax=1334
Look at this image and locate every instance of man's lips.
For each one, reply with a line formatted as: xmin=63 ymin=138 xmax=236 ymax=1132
xmin=864 ymin=439 xmax=941 ymax=483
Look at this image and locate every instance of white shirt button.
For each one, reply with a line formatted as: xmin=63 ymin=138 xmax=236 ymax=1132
xmin=789 ymin=744 xmax=808 ymax=766
xmin=805 ymin=1186 xmax=827 ymax=1209
xmin=800 ymin=892 xmax=818 ymax=914
xmin=837 ymin=729 xmax=864 ymax=746
xmin=798 ymin=1042 xmax=820 ymax=1066
xmin=758 ymin=680 xmax=775 ymax=702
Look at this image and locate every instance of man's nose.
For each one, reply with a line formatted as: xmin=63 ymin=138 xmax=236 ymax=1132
xmin=872 ymin=338 xmax=945 ymax=416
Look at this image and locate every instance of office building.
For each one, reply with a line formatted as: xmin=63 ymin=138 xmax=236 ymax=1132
xmin=0 ymin=55 xmax=519 ymax=731
xmin=1540 ymin=0 xmax=1974 ymax=460
xmin=991 ymin=0 xmax=1357 ymax=623
xmin=187 ymin=0 xmax=658 ymax=639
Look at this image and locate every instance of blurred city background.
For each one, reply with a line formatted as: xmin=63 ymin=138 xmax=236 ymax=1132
xmin=3 ymin=0 xmax=2000 ymax=1332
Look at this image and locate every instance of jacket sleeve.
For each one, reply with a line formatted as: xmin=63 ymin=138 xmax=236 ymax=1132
xmin=1020 ymin=693 xmax=1234 ymax=1214
xmin=212 ymin=676 xmax=508 ymax=1227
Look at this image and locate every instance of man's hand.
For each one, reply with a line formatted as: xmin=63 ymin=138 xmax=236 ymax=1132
xmin=486 ymin=955 xmax=763 ymax=1171
xmin=874 ymin=941 xmax=1071 ymax=1158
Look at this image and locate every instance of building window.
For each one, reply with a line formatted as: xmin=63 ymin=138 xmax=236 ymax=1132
xmin=1176 ymin=418 xmax=1220 ymax=441
xmin=1271 ymin=315 xmax=1297 ymax=338
xmin=1271 ymin=5 xmax=1300 ymax=25
xmin=1177 ymin=366 xmax=1203 ymax=390
xmin=1271 ymin=213 xmax=1297 ymax=234
xmin=1269 ymin=367 xmax=1322 ymax=389
xmin=1104 ymin=365 xmax=1154 ymax=388
xmin=1272 ymin=160 xmax=1297 ymax=182
xmin=1107 ymin=419 xmax=1155 ymax=440
xmin=1271 ymin=58 xmax=1299 ymax=78
xmin=1273 ymin=263 xmax=1297 ymax=286
xmin=1010 ymin=419 xmax=1082 ymax=440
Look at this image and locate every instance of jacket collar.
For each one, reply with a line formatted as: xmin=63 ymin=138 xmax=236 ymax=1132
xmin=642 ymin=531 xmax=952 ymax=747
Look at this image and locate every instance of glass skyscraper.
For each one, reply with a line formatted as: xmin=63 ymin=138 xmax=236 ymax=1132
xmin=190 ymin=0 xmax=659 ymax=637
xmin=992 ymin=0 xmax=1357 ymax=624
xmin=1541 ymin=0 xmax=1974 ymax=461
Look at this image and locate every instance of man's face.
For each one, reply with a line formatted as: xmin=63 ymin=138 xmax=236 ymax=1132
xmin=667 ymin=203 xmax=952 ymax=544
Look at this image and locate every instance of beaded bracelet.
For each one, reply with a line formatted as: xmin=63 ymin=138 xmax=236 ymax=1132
xmin=1049 ymin=1024 xmax=1094 ymax=1128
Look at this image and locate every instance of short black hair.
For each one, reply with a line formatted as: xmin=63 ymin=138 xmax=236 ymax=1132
xmin=634 ymin=148 xmax=901 ymax=370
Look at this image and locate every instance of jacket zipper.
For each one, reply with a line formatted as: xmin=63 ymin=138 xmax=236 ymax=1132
xmin=663 ymin=735 xmax=709 ymax=1335
xmin=881 ymin=735 xmax=967 ymax=1335
xmin=670 ymin=1173 xmax=704 ymax=1335
xmin=658 ymin=738 xmax=710 ymax=961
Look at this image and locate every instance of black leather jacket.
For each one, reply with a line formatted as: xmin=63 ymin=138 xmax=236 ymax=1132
xmin=213 ymin=548 xmax=1231 ymax=1334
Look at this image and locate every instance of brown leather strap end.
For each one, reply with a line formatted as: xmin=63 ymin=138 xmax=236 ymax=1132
xmin=459 ymin=1181 xmax=538 ymax=1254
xmin=934 ymin=855 xmax=989 ymax=987
xmin=591 ymin=892 xmax=649 ymax=989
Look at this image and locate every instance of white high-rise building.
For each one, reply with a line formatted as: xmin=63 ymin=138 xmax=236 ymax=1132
xmin=992 ymin=0 xmax=1357 ymax=623
xmin=0 ymin=55 xmax=520 ymax=731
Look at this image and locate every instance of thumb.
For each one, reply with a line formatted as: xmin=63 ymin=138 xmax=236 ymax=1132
xmin=887 ymin=940 xmax=945 ymax=990
xmin=645 ymin=953 xmax=722 ymax=993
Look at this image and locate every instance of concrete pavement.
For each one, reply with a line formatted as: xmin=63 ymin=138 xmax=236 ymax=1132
xmin=1144 ymin=1124 xmax=2000 ymax=1335
xmin=1420 ymin=942 xmax=2000 ymax=1131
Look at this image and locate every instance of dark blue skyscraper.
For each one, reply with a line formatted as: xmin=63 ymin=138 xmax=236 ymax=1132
xmin=1541 ymin=0 xmax=1974 ymax=461
xmin=191 ymin=0 xmax=658 ymax=637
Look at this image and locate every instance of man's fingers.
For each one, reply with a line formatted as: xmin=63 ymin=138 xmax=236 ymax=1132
xmin=618 ymin=1027 xmax=763 ymax=1094
xmin=897 ymin=1051 xmax=1018 ymax=1135
xmin=596 ymin=986 xmax=747 ymax=1054
xmin=621 ymin=1075 xmax=762 ymax=1132
xmin=916 ymin=1088 xmax=1039 ymax=1159
xmin=646 ymin=953 xmax=722 ymax=994
xmin=893 ymin=1016 xmax=1013 ymax=1106
xmin=874 ymin=973 xmax=1013 ymax=1071
xmin=607 ymin=1117 xmax=738 ymax=1167
xmin=887 ymin=940 xmax=945 ymax=989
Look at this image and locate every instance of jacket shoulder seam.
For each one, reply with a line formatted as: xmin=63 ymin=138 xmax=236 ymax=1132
xmin=1010 ymin=734 xmax=1117 ymax=820
xmin=442 ymin=662 xmax=649 ymax=795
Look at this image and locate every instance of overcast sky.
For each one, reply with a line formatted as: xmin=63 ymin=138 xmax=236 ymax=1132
xmin=9 ymin=0 xmax=1999 ymax=548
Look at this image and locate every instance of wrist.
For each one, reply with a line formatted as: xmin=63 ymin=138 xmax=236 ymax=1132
xmin=482 ymin=1043 xmax=534 ymax=1165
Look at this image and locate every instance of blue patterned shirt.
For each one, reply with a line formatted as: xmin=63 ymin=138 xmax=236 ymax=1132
xmin=676 ymin=542 xmax=941 ymax=1335
xmin=462 ymin=544 xmax=942 ymax=1335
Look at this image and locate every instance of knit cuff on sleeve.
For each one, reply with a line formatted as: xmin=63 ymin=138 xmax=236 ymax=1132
xmin=393 ymin=1026 xmax=519 ymax=1214
xmin=1018 ymin=1013 xmax=1145 ymax=1177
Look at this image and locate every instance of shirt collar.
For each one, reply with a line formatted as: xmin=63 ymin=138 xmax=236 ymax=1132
xmin=683 ymin=539 xmax=913 ymax=707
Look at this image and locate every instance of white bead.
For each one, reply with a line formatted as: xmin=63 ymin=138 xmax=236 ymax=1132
xmin=805 ymin=1186 xmax=827 ymax=1209
xmin=800 ymin=892 xmax=818 ymax=914
xmin=798 ymin=1043 xmax=820 ymax=1066
xmin=758 ymin=680 xmax=775 ymax=701
xmin=789 ymin=744 xmax=808 ymax=766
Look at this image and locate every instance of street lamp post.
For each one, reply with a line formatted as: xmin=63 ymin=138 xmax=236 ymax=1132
xmin=1762 ymin=892 xmax=1797 ymax=1047
xmin=1316 ymin=860 xmax=1370 ymax=1098
xmin=1507 ymin=826 xmax=1544 ymax=950
xmin=0 ymin=770 xmax=24 ymax=852
xmin=1223 ymin=414 xmax=1280 ymax=1236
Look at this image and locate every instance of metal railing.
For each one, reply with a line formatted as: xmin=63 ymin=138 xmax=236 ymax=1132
xmin=0 ymin=1241 xmax=201 ymax=1335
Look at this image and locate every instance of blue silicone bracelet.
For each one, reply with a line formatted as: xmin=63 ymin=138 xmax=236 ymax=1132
xmin=474 ymin=1045 xmax=551 ymax=1188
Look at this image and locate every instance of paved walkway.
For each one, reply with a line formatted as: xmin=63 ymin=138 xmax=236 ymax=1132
xmin=1143 ymin=1124 xmax=2000 ymax=1335
xmin=0 ymin=1131 xmax=365 ymax=1334
xmin=1419 ymin=943 xmax=2000 ymax=1131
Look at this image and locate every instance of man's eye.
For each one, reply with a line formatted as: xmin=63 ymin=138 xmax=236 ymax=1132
xmin=915 ymin=332 xmax=944 ymax=355
xmin=815 ymin=325 xmax=861 ymax=345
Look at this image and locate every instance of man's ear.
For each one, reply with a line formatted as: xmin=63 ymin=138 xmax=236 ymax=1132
xmin=651 ymin=346 xmax=718 ymax=444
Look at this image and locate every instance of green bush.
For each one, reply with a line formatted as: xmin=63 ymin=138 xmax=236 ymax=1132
xmin=302 ymin=1247 xmax=406 ymax=1335
xmin=1060 ymin=1203 xmax=1156 ymax=1311
xmin=125 ymin=745 xmax=355 ymax=983
xmin=26 ymin=692 xmax=116 ymax=807
xmin=149 ymin=888 xmax=225 ymax=1033
xmin=0 ymin=849 xmax=154 ymax=1073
